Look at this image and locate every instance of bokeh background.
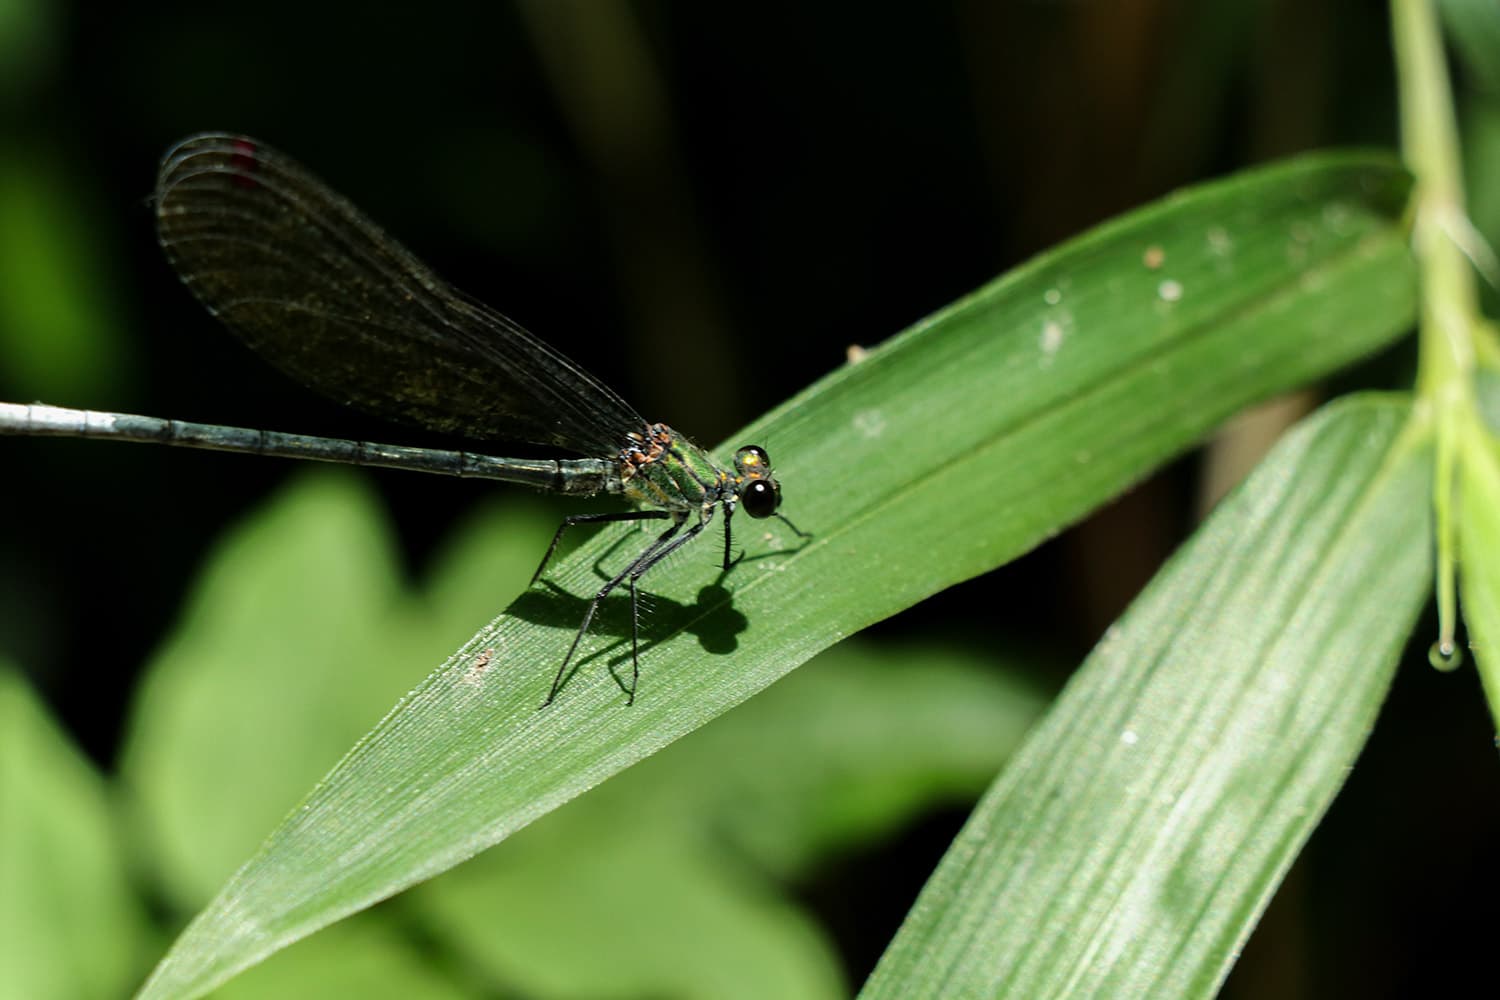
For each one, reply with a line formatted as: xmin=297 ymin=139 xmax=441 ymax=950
xmin=2 ymin=2 xmax=1498 ymax=997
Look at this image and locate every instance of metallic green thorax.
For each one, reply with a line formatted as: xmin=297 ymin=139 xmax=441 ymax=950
xmin=618 ymin=422 xmax=726 ymax=514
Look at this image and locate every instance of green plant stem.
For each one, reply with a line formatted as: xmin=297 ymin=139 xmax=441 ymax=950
xmin=1392 ymin=0 xmax=1478 ymax=657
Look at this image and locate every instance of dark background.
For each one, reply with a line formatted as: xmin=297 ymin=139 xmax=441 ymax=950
xmin=1 ymin=2 xmax=1495 ymax=996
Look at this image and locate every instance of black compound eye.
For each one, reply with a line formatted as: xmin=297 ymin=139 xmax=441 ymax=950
xmin=741 ymin=478 xmax=779 ymax=518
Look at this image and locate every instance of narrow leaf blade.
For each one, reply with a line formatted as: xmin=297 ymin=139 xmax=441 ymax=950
xmin=859 ymin=396 xmax=1431 ymax=999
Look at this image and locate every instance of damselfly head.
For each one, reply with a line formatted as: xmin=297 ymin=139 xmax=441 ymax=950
xmin=733 ymin=445 xmax=781 ymax=518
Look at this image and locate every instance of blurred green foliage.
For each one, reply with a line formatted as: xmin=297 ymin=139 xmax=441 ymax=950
xmin=0 ymin=152 xmax=130 ymax=402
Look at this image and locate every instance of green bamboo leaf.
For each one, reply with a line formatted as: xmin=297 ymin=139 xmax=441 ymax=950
xmin=860 ymin=395 xmax=1431 ymax=999
xmin=1459 ymin=405 xmax=1500 ymax=719
xmin=138 ymin=151 xmax=1416 ymax=998
xmin=0 ymin=666 xmax=150 ymax=1000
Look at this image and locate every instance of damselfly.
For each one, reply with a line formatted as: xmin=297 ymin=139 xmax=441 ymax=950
xmin=0 ymin=133 xmax=806 ymax=706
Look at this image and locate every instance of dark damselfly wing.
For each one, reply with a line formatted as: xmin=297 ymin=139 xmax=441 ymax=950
xmin=155 ymin=133 xmax=645 ymax=455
